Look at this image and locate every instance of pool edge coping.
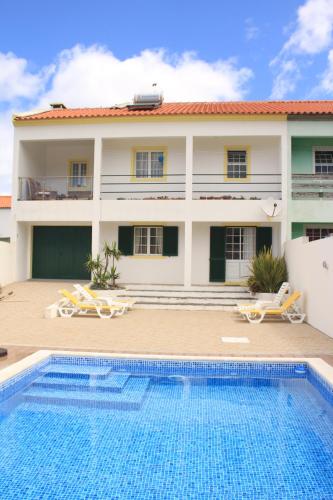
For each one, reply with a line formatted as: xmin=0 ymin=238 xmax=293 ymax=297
xmin=1 ymin=350 xmax=333 ymax=390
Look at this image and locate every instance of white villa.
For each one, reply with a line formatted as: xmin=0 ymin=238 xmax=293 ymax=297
xmin=11 ymin=98 xmax=333 ymax=286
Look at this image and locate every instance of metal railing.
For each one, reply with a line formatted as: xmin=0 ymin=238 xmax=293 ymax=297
xmin=292 ymin=174 xmax=333 ymax=199
xmin=18 ymin=177 xmax=93 ymax=201
xmin=101 ymin=174 xmax=186 ymax=200
xmin=192 ymin=173 xmax=282 ymax=200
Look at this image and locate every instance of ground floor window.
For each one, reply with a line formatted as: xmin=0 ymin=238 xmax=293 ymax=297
xmin=306 ymin=227 xmax=333 ymax=242
xmin=225 ymin=227 xmax=255 ymax=260
xmin=134 ymin=227 xmax=163 ymax=255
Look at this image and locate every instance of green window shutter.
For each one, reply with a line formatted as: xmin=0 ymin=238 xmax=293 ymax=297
xmin=256 ymin=227 xmax=272 ymax=254
xmin=292 ymin=223 xmax=304 ymax=239
xmin=118 ymin=226 xmax=134 ymax=255
xmin=163 ymin=226 xmax=178 ymax=256
xmin=209 ymin=227 xmax=226 ymax=282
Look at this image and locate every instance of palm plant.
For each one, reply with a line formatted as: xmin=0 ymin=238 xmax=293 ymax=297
xmin=86 ymin=241 xmax=122 ymax=289
xmin=247 ymin=247 xmax=288 ymax=294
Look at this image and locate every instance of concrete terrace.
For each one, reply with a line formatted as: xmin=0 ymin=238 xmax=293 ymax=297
xmin=1 ymin=281 xmax=333 ymax=369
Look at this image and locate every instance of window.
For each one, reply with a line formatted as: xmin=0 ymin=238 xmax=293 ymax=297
xmin=226 ymin=149 xmax=248 ymax=179
xmin=306 ymin=227 xmax=333 ymax=242
xmin=70 ymin=161 xmax=88 ymax=187
xmin=314 ymin=149 xmax=333 ymax=174
xmin=134 ymin=227 xmax=163 ymax=255
xmin=225 ymin=227 xmax=255 ymax=260
xmin=135 ymin=151 xmax=164 ymax=178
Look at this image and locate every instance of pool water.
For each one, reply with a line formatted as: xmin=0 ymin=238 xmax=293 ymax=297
xmin=0 ymin=358 xmax=332 ymax=499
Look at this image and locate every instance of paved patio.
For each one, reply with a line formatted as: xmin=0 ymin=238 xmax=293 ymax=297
xmin=1 ymin=281 xmax=333 ymax=368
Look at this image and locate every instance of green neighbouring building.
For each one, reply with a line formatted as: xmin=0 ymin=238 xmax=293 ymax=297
xmin=289 ymin=127 xmax=333 ymax=241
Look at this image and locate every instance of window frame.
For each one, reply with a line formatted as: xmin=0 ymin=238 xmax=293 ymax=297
xmin=225 ymin=226 xmax=256 ymax=261
xmin=312 ymin=146 xmax=333 ymax=175
xmin=68 ymin=160 xmax=90 ymax=190
xmin=305 ymin=225 xmax=333 ymax=242
xmin=134 ymin=226 xmax=163 ymax=256
xmin=131 ymin=147 xmax=167 ymax=182
xmin=224 ymin=146 xmax=250 ymax=182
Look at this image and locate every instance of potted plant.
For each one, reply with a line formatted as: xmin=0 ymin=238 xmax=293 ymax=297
xmin=247 ymin=248 xmax=288 ymax=300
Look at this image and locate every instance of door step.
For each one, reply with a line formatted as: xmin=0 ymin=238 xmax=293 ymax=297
xmin=110 ymin=284 xmax=254 ymax=311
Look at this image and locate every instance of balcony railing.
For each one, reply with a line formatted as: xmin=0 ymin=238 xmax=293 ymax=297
xmin=101 ymin=174 xmax=186 ymax=200
xmin=18 ymin=177 xmax=93 ymax=201
xmin=192 ymin=173 xmax=281 ymax=200
xmin=292 ymin=174 xmax=333 ymax=200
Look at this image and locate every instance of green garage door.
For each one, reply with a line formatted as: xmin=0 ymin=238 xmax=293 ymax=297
xmin=32 ymin=226 xmax=91 ymax=279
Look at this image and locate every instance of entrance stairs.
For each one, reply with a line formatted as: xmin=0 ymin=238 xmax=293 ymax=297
xmin=112 ymin=284 xmax=255 ymax=311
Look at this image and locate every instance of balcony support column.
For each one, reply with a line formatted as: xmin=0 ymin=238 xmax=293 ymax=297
xmin=184 ymin=220 xmax=192 ymax=287
xmin=185 ymin=135 xmax=193 ymax=201
xmin=91 ymin=220 xmax=100 ymax=259
xmin=92 ymin=136 xmax=102 ymax=258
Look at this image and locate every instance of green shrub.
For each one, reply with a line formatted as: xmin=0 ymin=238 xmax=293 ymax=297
xmin=247 ymin=248 xmax=288 ymax=294
xmin=86 ymin=241 xmax=121 ymax=289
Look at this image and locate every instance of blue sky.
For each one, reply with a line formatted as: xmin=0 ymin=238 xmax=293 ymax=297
xmin=1 ymin=0 xmax=333 ymax=193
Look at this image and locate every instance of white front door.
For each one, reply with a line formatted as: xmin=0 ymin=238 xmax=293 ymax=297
xmin=225 ymin=227 xmax=256 ymax=281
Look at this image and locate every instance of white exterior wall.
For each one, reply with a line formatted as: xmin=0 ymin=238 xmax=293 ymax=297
xmin=193 ymin=136 xmax=281 ymax=199
xmin=102 ymin=138 xmax=185 ymax=199
xmin=191 ymin=222 xmax=281 ymax=285
xmin=0 ymin=209 xmax=11 ymax=239
xmin=100 ymin=222 xmax=184 ymax=285
xmin=285 ymin=236 xmax=333 ymax=338
xmin=12 ymin=117 xmax=289 ymax=283
xmin=0 ymin=241 xmax=13 ymax=286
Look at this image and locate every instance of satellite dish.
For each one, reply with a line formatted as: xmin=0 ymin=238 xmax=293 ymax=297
xmin=261 ymin=198 xmax=282 ymax=217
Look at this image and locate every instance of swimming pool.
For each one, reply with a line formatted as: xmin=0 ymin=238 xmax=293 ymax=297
xmin=0 ymin=354 xmax=332 ymax=499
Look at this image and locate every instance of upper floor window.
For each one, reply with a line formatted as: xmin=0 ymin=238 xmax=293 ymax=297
xmin=314 ymin=149 xmax=333 ymax=174
xmin=225 ymin=149 xmax=248 ymax=179
xmin=134 ymin=226 xmax=163 ymax=255
xmin=135 ymin=151 xmax=164 ymax=178
xmin=306 ymin=227 xmax=333 ymax=242
xmin=69 ymin=161 xmax=88 ymax=187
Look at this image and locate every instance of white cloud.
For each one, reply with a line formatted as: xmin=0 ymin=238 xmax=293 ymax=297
xmin=0 ymin=52 xmax=49 ymax=102
xmin=0 ymin=110 xmax=13 ymax=194
xmin=319 ymin=48 xmax=333 ymax=92
xmin=39 ymin=45 xmax=253 ymax=106
xmin=270 ymin=60 xmax=300 ymax=99
xmin=283 ymin=0 xmax=333 ymax=55
xmin=245 ymin=18 xmax=259 ymax=41
xmin=270 ymin=0 xmax=333 ymax=98
xmin=0 ymin=45 xmax=253 ymax=194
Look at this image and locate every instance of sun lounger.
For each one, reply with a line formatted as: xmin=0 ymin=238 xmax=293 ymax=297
xmin=73 ymin=284 xmax=129 ymax=314
xmin=236 ymin=282 xmax=290 ymax=312
xmin=57 ymin=289 xmax=123 ymax=319
xmin=239 ymin=291 xmax=305 ymax=324
xmin=74 ymin=284 xmax=136 ymax=310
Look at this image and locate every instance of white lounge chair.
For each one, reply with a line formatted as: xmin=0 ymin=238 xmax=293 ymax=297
xmin=57 ymin=289 xmax=123 ymax=319
xmin=74 ymin=284 xmax=135 ymax=312
xmin=236 ymin=282 xmax=290 ymax=313
xmin=239 ymin=291 xmax=306 ymax=324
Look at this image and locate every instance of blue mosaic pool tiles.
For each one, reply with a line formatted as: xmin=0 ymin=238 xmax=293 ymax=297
xmin=307 ymin=365 xmax=333 ymax=405
xmin=0 ymin=358 xmax=49 ymax=402
xmin=50 ymin=354 xmax=308 ymax=378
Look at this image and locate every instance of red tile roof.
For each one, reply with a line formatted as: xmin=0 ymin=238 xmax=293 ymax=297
xmin=13 ymin=100 xmax=333 ymax=122
xmin=0 ymin=196 xmax=11 ymax=208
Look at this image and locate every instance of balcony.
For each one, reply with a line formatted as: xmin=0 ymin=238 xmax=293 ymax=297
xmin=192 ymin=173 xmax=281 ymax=200
xmin=100 ymin=174 xmax=185 ymax=200
xmin=18 ymin=176 xmax=93 ymax=201
xmin=292 ymin=174 xmax=333 ymax=200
